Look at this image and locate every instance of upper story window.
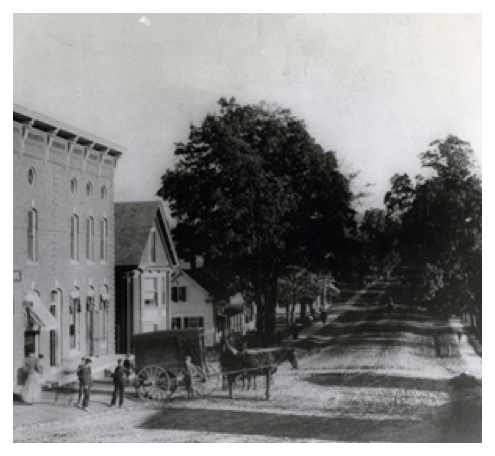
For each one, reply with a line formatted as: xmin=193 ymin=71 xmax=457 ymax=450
xmin=86 ymin=216 xmax=94 ymax=262
xmin=71 ymin=178 xmax=77 ymax=195
xmin=100 ymin=185 xmax=107 ymax=200
xmin=143 ymin=278 xmax=158 ymax=306
xmin=100 ymin=218 xmax=108 ymax=262
xmin=27 ymin=209 xmax=38 ymax=262
xmin=86 ymin=181 xmax=93 ymax=197
xmin=171 ymin=286 xmax=187 ymax=302
xmin=70 ymin=214 xmax=79 ymax=262
xmin=28 ymin=167 xmax=36 ymax=186
xmin=149 ymin=229 xmax=157 ymax=263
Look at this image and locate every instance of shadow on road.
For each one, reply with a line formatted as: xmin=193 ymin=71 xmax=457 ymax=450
xmin=138 ymin=407 xmax=418 ymax=442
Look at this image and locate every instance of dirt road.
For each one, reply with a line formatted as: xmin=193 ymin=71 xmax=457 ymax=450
xmin=14 ymin=282 xmax=482 ymax=443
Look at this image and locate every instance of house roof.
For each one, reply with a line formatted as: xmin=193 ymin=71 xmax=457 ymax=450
xmin=171 ymin=270 xmax=210 ymax=296
xmin=114 ymin=201 xmax=163 ymax=266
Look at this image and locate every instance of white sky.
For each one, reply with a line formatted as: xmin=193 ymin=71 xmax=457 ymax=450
xmin=13 ymin=13 xmax=482 ymax=209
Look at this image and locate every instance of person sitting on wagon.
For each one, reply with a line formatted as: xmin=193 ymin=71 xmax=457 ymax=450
xmin=184 ymin=356 xmax=197 ymax=399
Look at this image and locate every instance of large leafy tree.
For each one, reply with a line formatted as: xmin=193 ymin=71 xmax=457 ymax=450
xmin=158 ymin=98 xmax=355 ymax=335
xmin=385 ymin=136 xmax=481 ymax=335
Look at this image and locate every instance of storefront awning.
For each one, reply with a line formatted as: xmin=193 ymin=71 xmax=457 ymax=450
xmin=70 ymin=289 xmax=80 ymax=300
xmin=23 ymin=292 xmax=57 ymax=331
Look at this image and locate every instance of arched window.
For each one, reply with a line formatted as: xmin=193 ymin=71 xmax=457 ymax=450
xmin=86 ymin=216 xmax=94 ymax=262
xmin=49 ymin=290 xmax=62 ymax=367
xmin=70 ymin=214 xmax=79 ymax=261
xmin=86 ymin=181 xmax=93 ymax=197
xmin=27 ymin=209 xmax=38 ymax=262
xmin=100 ymin=185 xmax=107 ymax=200
xmin=71 ymin=178 xmax=77 ymax=195
xmin=100 ymin=218 xmax=108 ymax=262
xmin=69 ymin=288 xmax=80 ymax=350
xmin=28 ymin=167 xmax=36 ymax=186
xmin=100 ymin=285 xmax=109 ymax=345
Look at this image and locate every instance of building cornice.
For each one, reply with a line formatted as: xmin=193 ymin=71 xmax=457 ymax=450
xmin=13 ymin=103 xmax=126 ymax=158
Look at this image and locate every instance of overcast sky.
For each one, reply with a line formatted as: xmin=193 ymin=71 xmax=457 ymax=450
xmin=13 ymin=14 xmax=481 ymax=209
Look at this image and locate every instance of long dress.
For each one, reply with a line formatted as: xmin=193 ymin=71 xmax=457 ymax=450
xmin=21 ymin=356 xmax=41 ymax=404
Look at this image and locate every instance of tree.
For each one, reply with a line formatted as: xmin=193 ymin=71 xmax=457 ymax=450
xmin=158 ymin=97 xmax=356 ymax=335
xmin=277 ymin=267 xmax=320 ymax=326
xmin=385 ymin=136 xmax=481 ymax=336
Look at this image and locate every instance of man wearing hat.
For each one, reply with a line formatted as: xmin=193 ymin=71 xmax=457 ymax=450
xmin=79 ymin=357 xmax=93 ymax=411
xmin=109 ymin=359 xmax=131 ymax=407
xmin=75 ymin=357 xmax=86 ymax=407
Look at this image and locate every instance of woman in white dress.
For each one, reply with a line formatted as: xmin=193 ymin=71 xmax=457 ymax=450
xmin=21 ymin=353 xmax=42 ymax=405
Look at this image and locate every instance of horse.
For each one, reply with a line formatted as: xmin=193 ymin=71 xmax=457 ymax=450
xmin=220 ymin=337 xmax=298 ymax=400
xmin=241 ymin=346 xmax=299 ymax=391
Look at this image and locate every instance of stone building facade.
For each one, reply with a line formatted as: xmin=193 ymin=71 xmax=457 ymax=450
xmin=13 ymin=104 xmax=125 ymax=390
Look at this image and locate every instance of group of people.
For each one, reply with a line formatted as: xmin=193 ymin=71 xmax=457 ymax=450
xmin=75 ymin=356 xmax=133 ymax=411
xmin=20 ymin=352 xmax=199 ymax=409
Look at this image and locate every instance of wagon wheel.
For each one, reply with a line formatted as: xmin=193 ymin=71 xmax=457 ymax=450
xmin=136 ymin=365 xmax=172 ymax=401
xmin=193 ymin=365 xmax=222 ymax=397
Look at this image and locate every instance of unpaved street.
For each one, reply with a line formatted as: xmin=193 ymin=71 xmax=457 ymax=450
xmin=14 ymin=283 xmax=482 ymax=443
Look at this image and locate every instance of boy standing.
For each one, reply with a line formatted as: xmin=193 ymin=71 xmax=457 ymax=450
xmin=184 ymin=356 xmax=196 ymax=399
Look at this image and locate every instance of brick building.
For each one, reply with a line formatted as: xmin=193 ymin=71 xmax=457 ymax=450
xmin=13 ymin=104 xmax=125 ymax=390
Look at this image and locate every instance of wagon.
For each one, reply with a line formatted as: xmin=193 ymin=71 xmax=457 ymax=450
xmin=131 ymin=328 xmax=221 ymax=400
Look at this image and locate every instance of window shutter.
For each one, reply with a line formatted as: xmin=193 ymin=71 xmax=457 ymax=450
xmin=172 ymin=287 xmax=178 ymax=302
xmin=180 ymin=287 xmax=187 ymax=302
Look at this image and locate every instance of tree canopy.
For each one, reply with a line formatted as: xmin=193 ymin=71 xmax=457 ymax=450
xmin=384 ymin=136 xmax=481 ymax=333
xmin=158 ymin=97 xmax=356 ymax=334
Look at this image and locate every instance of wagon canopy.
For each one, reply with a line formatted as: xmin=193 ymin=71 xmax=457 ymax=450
xmin=132 ymin=328 xmax=205 ymax=371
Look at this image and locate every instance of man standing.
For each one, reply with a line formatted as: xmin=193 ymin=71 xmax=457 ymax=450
xmin=79 ymin=358 xmax=92 ymax=411
xmin=109 ymin=359 xmax=130 ymax=407
xmin=75 ymin=357 xmax=86 ymax=407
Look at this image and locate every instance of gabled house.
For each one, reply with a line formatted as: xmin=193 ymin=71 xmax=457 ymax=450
xmin=181 ymin=268 xmax=257 ymax=341
xmin=114 ymin=201 xmax=180 ymax=354
xmin=169 ymin=270 xmax=216 ymax=347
